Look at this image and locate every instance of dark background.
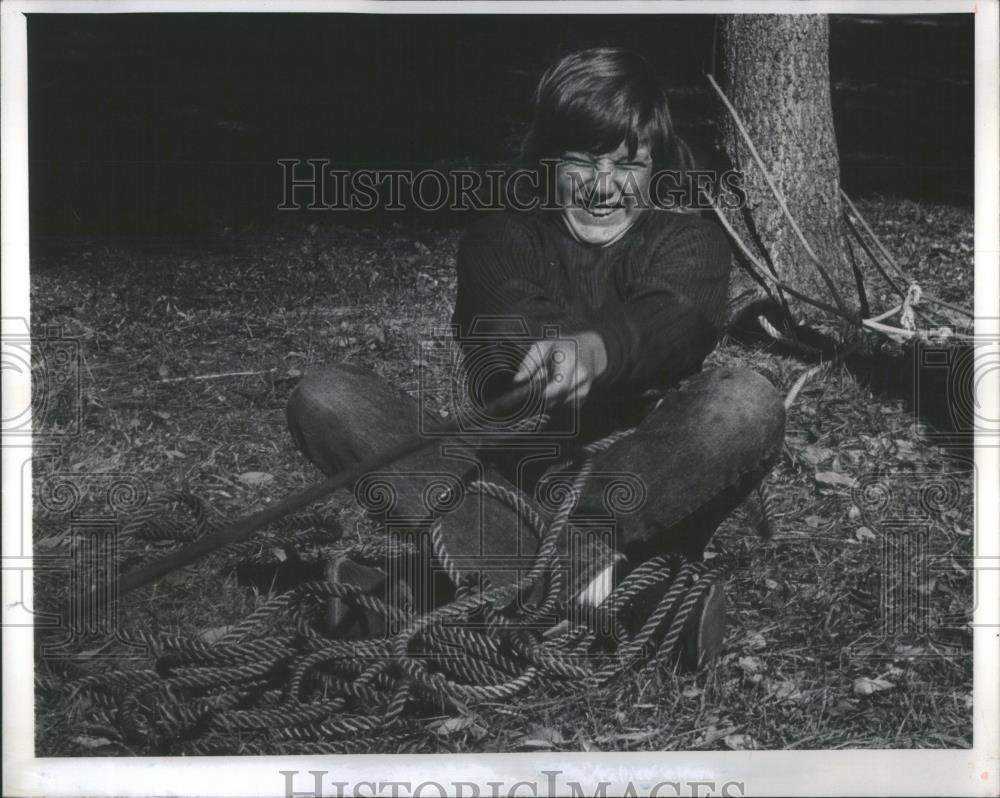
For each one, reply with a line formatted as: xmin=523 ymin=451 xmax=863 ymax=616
xmin=27 ymin=13 xmax=974 ymax=239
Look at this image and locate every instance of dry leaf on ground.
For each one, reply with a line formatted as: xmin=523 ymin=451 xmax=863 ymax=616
xmin=238 ymin=471 xmax=274 ymax=486
xmin=853 ymin=676 xmax=895 ymax=696
xmin=815 ymin=471 xmax=858 ymax=489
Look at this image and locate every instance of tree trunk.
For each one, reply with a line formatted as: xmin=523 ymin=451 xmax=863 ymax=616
xmin=720 ymin=14 xmax=858 ymax=326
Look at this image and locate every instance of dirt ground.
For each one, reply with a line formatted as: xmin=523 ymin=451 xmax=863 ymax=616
xmin=31 ymin=197 xmax=974 ymax=754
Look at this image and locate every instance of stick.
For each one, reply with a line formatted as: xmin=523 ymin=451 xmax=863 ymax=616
xmin=716 ymin=198 xmax=944 ymax=347
xmin=861 ymin=318 xmax=917 ymax=341
xmin=840 ymin=189 xmax=973 ymax=319
xmin=839 ymin=190 xmax=911 ymax=283
xmin=844 ymin=211 xmax=948 ymax=329
xmin=911 ymin=290 xmax=973 ymax=321
xmin=707 ymin=74 xmax=856 ymax=323
xmin=784 ymin=364 xmax=824 ymax=410
xmin=708 ymin=202 xmax=777 ymax=287
xmin=842 ymin=208 xmax=904 ymax=299
xmin=709 ymin=202 xmax=850 ymax=321
xmin=782 ymin=333 xmax=870 ymax=412
xmin=867 ymin=303 xmax=903 ymax=324
xmin=115 ymin=382 xmax=536 ymax=596
xmin=845 ymin=233 xmax=871 ymax=320
xmin=155 ymin=369 xmax=272 ymax=385
xmin=847 ymin=208 xmax=956 ymax=331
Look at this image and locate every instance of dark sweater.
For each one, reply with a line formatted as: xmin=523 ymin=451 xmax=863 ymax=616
xmin=452 ymin=209 xmax=732 ymax=397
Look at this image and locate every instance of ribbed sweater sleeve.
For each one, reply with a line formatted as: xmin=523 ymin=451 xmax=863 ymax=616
xmin=589 ymin=217 xmax=731 ymax=388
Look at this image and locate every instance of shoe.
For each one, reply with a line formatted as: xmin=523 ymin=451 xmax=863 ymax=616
xmin=611 ymin=556 xmax=727 ymax=669
xmin=676 ymin=578 xmax=727 ymax=670
xmin=323 ymin=553 xmax=413 ymax=639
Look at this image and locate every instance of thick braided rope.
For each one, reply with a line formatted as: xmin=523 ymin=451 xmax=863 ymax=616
xmin=586 ymin=560 xmax=698 ymax=686
xmin=120 ymin=491 xmax=215 ymax=543
xmin=657 ymin=566 xmax=719 ymax=666
xmin=467 ymin=480 xmax=548 ymax=542
xmin=65 ymin=424 xmax=723 ymax=752
xmin=512 ymin=459 xmax=594 ymax=629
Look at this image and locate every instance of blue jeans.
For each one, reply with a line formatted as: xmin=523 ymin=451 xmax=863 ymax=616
xmin=286 ymin=364 xmax=785 ymax=592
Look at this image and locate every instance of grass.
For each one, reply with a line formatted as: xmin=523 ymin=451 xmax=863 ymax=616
xmin=30 ymin=197 xmax=974 ymax=755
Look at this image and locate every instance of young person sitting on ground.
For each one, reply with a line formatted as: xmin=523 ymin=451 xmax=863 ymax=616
xmin=286 ymin=47 xmax=786 ymax=664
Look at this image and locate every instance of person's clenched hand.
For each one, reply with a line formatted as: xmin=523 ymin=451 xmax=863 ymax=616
xmin=512 ymin=331 xmax=608 ymax=406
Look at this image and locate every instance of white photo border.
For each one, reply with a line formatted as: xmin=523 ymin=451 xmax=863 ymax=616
xmin=3 ymin=2 xmax=997 ymax=796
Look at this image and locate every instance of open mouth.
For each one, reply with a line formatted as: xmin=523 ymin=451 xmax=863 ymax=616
xmin=582 ymin=205 xmax=622 ymax=219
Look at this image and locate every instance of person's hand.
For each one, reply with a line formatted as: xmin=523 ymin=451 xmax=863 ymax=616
xmin=512 ymin=331 xmax=608 ymax=406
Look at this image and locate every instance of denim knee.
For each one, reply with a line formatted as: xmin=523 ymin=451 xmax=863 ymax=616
xmin=696 ymin=367 xmax=786 ymax=461
xmin=286 ymin=363 xmax=374 ymax=427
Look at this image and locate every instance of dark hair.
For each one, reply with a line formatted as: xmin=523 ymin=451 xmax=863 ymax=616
xmin=520 ymin=47 xmax=693 ymax=173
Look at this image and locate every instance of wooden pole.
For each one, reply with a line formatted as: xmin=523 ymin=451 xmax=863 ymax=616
xmin=115 ymin=381 xmax=536 ymax=596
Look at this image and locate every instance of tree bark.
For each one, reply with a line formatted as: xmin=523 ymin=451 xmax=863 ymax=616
xmin=720 ymin=14 xmax=858 ymax=325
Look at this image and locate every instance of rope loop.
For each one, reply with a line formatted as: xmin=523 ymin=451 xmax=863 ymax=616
xmin=65 ymin=424 xmax=727 ymax=753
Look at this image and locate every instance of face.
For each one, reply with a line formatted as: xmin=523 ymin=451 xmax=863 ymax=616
xmin=555 ymin=140 xmax=653 ymax=246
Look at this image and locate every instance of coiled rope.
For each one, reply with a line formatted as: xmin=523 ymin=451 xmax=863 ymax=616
xmin=57 ymin=427 xmax=727 ymax=755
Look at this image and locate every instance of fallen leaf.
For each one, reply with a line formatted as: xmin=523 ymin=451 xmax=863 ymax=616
xmin=594 ymin=730 xmax=659 ymax=745
xmin=855 ymin=526 xmax=877 ymax=543
xmin=199 ymin=625 xmax=233 ymax=644
xmin=699 ymin=724 xmax=738 ymax=747
xmin=893 ymin=439 xmax=920 ymax=462
xmin=765 ymin=578 xmax=780 ymax=591
xmin=815 ymin=471 xmax=858 ymax=489
xmin=804 ymin=514 xmax=827 ymax=529
xmin=72 ymin=735 xmax=113 ymax=749
xmin=724 ymin=733 xmax=758 ymax=750
xmin=238 ymin=471 xmax=274 ymax=487
xmin=769 ymin=679 xmax=804 ymax=702
xmin=163 ymin=567 xmax=198 ymax=588
xmin=744 ymin=632 xmax=767 ymax=650
xmin=738 ymin=656 xmax=763 ymax=674
xmin=853 ymin=676 xmax=895 ymax=696
xmin=514 ymin=738 xmax=555 ymax=750
xmin=800 ymin=444 xmax=832 ymax=466
xmin=429 ymin=715 xmax=483 ymax=737
xmin=828 ymin=698 xmax=858 ymax=716
xmin=682 ymin=686 xmax=704 ymax=699
xmin=514 ymin=725 xmax=563 ymax=749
